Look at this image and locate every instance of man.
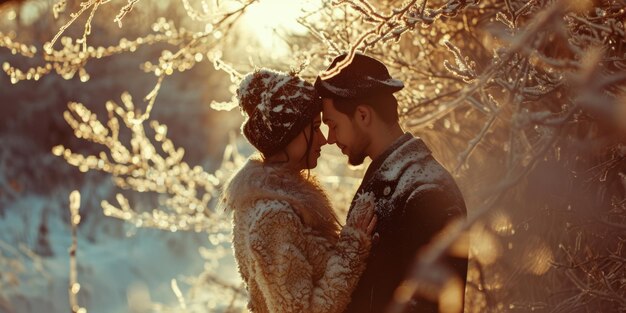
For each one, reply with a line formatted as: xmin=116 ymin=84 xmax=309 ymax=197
xmin=315 ymin=53 xmax=468 ymax=313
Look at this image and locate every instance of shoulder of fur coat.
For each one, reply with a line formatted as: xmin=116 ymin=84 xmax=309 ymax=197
xmin=220 ymin=157 xmax=372 ymax=313
xmin=219 ymin=156 xmax=338 ymax=238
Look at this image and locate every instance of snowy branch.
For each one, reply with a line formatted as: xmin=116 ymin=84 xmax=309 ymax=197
xmin=52 ymin=96 xmax=230 ymax=234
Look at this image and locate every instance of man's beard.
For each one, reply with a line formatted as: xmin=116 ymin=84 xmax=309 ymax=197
xmin=347 ymin=126 xmax=368 ymax=166
xmin=348 ymin=152 xmax=367 ymax=166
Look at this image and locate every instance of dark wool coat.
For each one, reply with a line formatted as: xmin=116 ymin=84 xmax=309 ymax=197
xmin=344 ymin=133 xmax=468 ymax=313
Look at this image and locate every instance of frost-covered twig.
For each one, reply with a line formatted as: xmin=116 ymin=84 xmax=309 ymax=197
xmin=454 ymin=111 xmax=498 ymax=174
xmin=52 ymin=97 xmax=230 ymax=235
xmin=68 ymin=190 xmax=87 ymax=313
xmin=327 ymin=0 xmax=479 ymax=53
xmin=114 ymin=0 xmax=141 ymax=27
xmin=45 ymin=0 xmax=108 ymax=54
xmin=2 ymin=0 xmax=256 ymax=122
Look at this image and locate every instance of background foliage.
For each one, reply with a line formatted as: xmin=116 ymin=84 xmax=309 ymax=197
xmin=1 ymin=0 xmax=625 ymax=312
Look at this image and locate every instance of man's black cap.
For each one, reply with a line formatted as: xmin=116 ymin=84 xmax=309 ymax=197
xmin=314 ymin=52 xmax=404 ymax=99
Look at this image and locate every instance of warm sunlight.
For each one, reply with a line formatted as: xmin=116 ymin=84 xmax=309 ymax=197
xmin=3 ymin=0 xmax=625 ymax=312
xmin=239 ymin=0 xmax=319 ymax=58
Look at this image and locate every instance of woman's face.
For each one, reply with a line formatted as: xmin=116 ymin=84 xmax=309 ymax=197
xmin=284 ymin=114 xmax=327 ymax=170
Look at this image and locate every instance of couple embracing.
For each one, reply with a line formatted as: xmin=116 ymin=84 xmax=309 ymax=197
xmin=218 ymin=53 xmax=468 ymax=313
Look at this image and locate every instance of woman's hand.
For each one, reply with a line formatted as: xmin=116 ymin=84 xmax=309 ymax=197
xmin=347 ymin=192 xmax=377 ymax=236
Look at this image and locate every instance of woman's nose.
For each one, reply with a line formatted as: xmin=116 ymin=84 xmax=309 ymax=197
xmin=318 ymin=130 xmax=328 ymax=146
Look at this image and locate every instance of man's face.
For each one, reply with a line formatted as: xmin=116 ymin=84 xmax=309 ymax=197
xmin=322 ymin=98 xmax=369 ymax=166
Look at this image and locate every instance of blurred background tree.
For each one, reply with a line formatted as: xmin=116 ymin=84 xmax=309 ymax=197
xmin=1 ymin=0 xmax=625 ymax=312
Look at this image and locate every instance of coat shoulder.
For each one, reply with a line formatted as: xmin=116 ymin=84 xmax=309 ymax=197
xmin=250 ymin=199 xmax=301 ymax=230
xmin=372 ymin=137 xmax=455 ymax=201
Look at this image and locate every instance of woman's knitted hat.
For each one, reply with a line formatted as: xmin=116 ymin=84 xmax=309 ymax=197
xmin=237 ymin=69 xmax=321 ymax=156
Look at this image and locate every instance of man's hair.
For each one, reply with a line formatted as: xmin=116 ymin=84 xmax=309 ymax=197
xmin=331 ymin=93 xmax=399 ymax=124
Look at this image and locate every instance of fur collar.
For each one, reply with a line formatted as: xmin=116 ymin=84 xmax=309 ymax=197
xmin=220 ymin=156 xmax=339 ymax=240
xmin=375 ymin=136 xmax=431 ymax=182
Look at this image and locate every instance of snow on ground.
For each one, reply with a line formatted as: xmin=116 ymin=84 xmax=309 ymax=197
xmin=0 ymin=187 xmax=240 ymax=313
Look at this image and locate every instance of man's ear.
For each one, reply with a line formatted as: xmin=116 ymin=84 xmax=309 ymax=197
xmin=354 ymin=105 xmax=372 ymax=126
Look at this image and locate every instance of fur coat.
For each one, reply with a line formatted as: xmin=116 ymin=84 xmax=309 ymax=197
xmin=220 ymin=157 xmax=372 ymax=313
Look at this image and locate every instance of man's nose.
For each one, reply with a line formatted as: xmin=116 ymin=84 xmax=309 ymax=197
xmin=326 ymin=129 xmax=337 ymax=145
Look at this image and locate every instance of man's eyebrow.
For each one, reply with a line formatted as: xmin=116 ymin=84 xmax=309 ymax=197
xmin=322 ymin=117 xmax=333 ymax=123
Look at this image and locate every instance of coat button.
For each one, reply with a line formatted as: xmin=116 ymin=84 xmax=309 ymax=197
xmin=372 ymin=232 xmax=380 ymax=245
xmin=383 ymin=186 xmax=391 ymax=196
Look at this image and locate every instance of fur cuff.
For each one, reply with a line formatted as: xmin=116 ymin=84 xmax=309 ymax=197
xmin=340 ymin=225 xmax=372 ymax=256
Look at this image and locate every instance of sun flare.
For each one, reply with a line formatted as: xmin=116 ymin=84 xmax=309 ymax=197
xmin=239 ymin=0 xmax=319 ymax=58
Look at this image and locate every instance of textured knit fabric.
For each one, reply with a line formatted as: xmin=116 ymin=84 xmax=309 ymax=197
xmin=237 ymin=69 xmax=321 ymax=156
xmin=219 ymin=157 xmax=372 ymax=313
xmin=344 ymin=133 xmax=468 ymax=313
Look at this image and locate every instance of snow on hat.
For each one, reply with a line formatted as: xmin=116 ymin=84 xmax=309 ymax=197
xmin=237 ymin=69 xmax=321 ymax=156
xmin=314 ymin=52 xmax=404 ymax=99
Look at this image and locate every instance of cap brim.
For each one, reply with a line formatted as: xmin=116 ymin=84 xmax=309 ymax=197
xmin=314 ymin=76 xmax=404 ymax=99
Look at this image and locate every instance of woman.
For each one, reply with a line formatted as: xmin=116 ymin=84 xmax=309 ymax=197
xmin=219 ymin=69 xmax=377 ymax=313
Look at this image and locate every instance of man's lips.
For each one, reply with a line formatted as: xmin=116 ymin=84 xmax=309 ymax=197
xmin=338 ymin=144 xmax=347 ymax=154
